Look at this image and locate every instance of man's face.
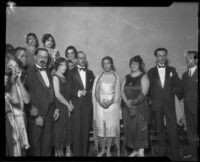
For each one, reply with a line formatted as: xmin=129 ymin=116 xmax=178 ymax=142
xmin=35 ymin=50 xmax=49 ymax=67
xmin=156 ymin=50 xmax=167 ymax=65
xmin=77 ymin=53 xmax=86 ymax=67
xmin=186 ymin=53 xmax=198 ymax=68
xmin=18 ymin=50 xmax=28 ymax=66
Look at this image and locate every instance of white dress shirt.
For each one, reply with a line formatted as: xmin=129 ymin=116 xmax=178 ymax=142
xmin=157 ymin=64 xmax=166 ymax=88
xmin=188 ymin=65 xmax=197 ymax=77
xmin=35 ymin=64 xmax=50 ymax=87
xmin=77 ymin=65 xmax=86 ymax=89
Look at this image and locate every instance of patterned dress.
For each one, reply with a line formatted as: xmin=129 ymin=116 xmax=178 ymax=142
xmin=92 ymin=71 xmax=121 ymax=155
xmin=123 ymin=73 xmax=149 ymax=149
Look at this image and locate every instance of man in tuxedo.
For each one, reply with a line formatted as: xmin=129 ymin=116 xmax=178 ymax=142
xmin=182 ymin=51 xmax=198 ymax=161
xmin=147 ymin=48 xmax=182 ymax=160
xmin=25 ymin=48 xmax=59 ymax=156
xmin=67 ymin=51 xmax=95 ymax=156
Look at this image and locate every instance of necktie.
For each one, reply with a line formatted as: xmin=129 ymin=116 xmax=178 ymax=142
xmin=37 ymin=67 xmax=47 ymax=71
xmin=78 ymin=67 xmax=86 ymax=71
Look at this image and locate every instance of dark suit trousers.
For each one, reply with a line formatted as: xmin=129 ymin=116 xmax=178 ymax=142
xmin=185 ymin=110 xmax=197 ymax=159
xmin=27 ymin=104 xmax=54 ymax=156
xmin=154 ymin=107 xmax=180 ymax=160
xmin=71 ymin=100 xmax=91 ymax=156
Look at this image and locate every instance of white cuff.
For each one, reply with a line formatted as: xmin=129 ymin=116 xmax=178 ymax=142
xmin=78 ymin=90 xmax=81 ymax=98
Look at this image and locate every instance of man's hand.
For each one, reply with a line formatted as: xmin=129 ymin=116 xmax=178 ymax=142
xmin=68 ymin=101 xmax=74 ymax=112
xmin=54 ymin=109 xmax=59 ymax=121
xmin=79 ymin=90 xmax=87 ymax=97
xmin=125 ymin=100 xmax=132 ymax=108
xmin=30 ymin=105 xmax=38 ymax=117
xmin=35 ymin=115 xmax=43 ymax=127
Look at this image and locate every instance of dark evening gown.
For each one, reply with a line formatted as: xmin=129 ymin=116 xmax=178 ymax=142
xmin=123 ymin=73 xmax=150 ymax=149
xmin=52 ymin=74 xmax=72 ymax=148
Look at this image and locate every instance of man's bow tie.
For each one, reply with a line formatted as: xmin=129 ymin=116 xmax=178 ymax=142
xmin=78 ymin=67 xmax=86 ymax=71
xmin=36 ymin=67 xmax=47 ymax=71
xmin=157 ymin=64 xmax=165 ymax=68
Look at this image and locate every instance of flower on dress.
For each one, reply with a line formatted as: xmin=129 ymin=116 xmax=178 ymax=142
xmin=170 ymin=72 xmax=173 ymax=77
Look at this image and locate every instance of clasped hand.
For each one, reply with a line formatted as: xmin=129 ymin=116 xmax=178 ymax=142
xmin=101 ymin=98 xmax=112 ymax=109
xmin=125 ymin=100 xmax=136 ymax=109
xmin=79 ymin=90 xmax=87 ymax=97
xmin=35 ymin=115 xmax=43 ymax=127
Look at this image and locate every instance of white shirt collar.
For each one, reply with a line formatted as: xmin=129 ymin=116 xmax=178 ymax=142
xmin=77 ymin=65 xmax=86 ymax=69
xmin=189 ymin=65 xmax=197 ymax=76
xmin=35 ymin=63 xmax=46 ymax=69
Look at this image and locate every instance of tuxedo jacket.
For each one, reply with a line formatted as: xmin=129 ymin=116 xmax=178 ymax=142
xmin=147 ymin=65 xmax=182 ymax=112
xmin=182 ymin=68 xmax=198 ymax=114
xmin=25 ymin=65 xmax=55 ymax=120
xmin=66 ymin=67 xmax=95 ymax=110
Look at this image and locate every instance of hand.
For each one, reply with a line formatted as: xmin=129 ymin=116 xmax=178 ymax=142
xmin=68 ymin=101 xmax=74 ymax=112
xmin=101 ymin=99 xmax=110 ymax=109
xmin=54 ymin=109 xmax=59 ymax=121
xmin=30 ymin=105 xmax=38 ymax=117
xmin=81 ymin=90 xmax=87 ymax=96
xmin=125 ymin=100 xmax=132 ymax=108
xmin=35 ymin=116 xmax=43 ymax=127
xmin=5 ymin=93 xmax=12 ymax=102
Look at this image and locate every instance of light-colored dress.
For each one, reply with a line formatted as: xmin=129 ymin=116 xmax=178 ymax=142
xmin=12 ymin=84 xmax=30 ymax=151
xmin=5 ymin=93 xmax=21 ymax=156
xmin=92 ymin=71 xmax=121 ymax=155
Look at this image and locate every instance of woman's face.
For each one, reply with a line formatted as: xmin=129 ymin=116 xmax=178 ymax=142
xmin=58 ymin=62 xmax=67 ymax=74
xmin=7 ymin=59 xmax=19 ymax=71
xmin=67 ymin=62 xmax=75 ymax=70
xmin=103 ymin=59 xmax=112 ymax=72
xmin=67 ymin=49 xmax=76 ymax=60
xmin=27 ymin=35 xmax=37 ymax=47
xmin=18 ymin=50 xmax=28 ymax=66
xmin=130 ymin=61 xmax=140 ymax=72
xmin=7 ymin=59 xmax=20 ymax=78
xmin=44 ymin=37 xmax=53 ymax=48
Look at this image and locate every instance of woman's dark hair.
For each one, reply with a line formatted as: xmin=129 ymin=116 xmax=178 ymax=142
xmin=54 ymin=57 xmax=67 ymax=71
xmin=5 ymin=52 xmax=17 ymax=65
xmin=65 ymin=45 xmax=78 ymax=59
xmin=154 ymin=47 xmax=168 ymax=57
xmin=101 ymin=56 xmax=115 ymax=71
xmin=14 ymin=47 xmax=27 ymax=58
xmin=26 ymin=33 xmax=39 ymax=48
xmin=67 ymin=60 xmax=74 ymax=65
xmin=6 ymin=44 xmax=14 ymax=55
xmin=129 ymin=55 xmax=146 ymax=73
xmin=42 ymin=34 xmax=56 ymax=49
xmin=5 ymin=68 xmax=12 ymax=92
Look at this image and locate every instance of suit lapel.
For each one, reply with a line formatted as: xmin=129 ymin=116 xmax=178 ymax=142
xmin=34 ymin=65 xmax=49 ymax=89
xmin=191 ymin=67 xmax=198 ymax=79
xmin=74 ymin=68 xmax=85 ymax=89
xmin=163 ymin=66 xmax=170 ymax=88
xmin=155 ymin=67 xmax=162 ymax=88
xmin=85 ymin=70 xmax=89 ymax=90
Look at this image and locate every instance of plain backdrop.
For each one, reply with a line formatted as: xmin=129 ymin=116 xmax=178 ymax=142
xmin=6 ymin=3 xmax=198 ymax=123
xmin=6 ymin=3 xmax=198 ymax=79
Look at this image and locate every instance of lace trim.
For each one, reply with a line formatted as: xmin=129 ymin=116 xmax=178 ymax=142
xmin=93 ymin=120 xmax=120 ymax=156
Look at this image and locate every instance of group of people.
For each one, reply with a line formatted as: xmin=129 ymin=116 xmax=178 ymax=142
xmin=5 ymin=32 xmax=198 ymax=161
